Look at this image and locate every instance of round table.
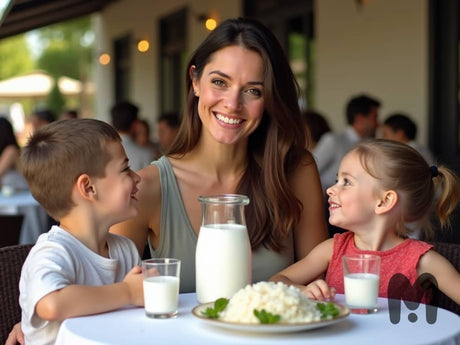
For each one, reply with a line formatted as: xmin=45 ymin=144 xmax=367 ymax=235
xmin=56 ymin=293 xmax=460 ymax=345
xmin=0 ymin=191 xmax=49 ymax=244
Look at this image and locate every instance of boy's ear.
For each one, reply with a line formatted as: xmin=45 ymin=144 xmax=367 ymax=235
xmin=75 ymin=174 xmax=96 ymax=200
xmin=375 ymin=190 xmax=398 ymax=214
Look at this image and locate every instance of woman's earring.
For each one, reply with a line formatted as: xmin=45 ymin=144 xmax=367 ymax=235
xmin=194 ymin=90 xmax=198 ymax=97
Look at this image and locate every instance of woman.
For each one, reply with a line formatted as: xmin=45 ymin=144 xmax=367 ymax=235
xmin=0 ymin=117 xmax=27 ymax=191
xmin=111 ymin=18 xmax=328 ymax=292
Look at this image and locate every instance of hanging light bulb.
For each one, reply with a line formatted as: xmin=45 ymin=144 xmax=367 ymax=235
xmin=205 ymin=18 xmax=217 ymax=31
xmin=137 ymin=39 xmax=150 ymax=53
xmin=99 ymin=53 xmax=110 ymax=65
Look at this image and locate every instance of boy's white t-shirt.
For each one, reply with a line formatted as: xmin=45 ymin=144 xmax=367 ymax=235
xmin=19 ymin=225 xmax=141 ymax=345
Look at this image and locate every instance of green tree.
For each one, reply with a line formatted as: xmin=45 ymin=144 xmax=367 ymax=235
xmin=35 ymin=15 xmax=94 ymax=116
xmin=46 ymin=78 xmax=66 ymax=115
xmin=36 ymin=16 xmax=93 ymax=80
xmin=0 ymin=34 xmax=34 ymax=79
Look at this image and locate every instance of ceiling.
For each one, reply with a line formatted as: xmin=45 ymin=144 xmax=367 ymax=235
xmin=0 ymin=0 xmax=117 ymax=40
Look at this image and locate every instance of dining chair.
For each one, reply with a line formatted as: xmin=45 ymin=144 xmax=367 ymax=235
xmin=0 ymin=244 xmax=33 ymax=344
xmin=0 ymin=215 xmax=24 ymax=248
xmin=431 ymin=242 xmax=460 ymax=315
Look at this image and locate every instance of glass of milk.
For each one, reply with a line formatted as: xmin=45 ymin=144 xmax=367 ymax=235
xmin=142 ymin=258 xmax=181 ymax=318
xmin=342 ymin=254 xmax=380 ymax=314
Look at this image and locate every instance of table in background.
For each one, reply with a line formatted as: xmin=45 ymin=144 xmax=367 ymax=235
xmin=56 ymin=293 xmax=460 ymax=345
xmin=0 ymin=191 xmax=49 ymax=244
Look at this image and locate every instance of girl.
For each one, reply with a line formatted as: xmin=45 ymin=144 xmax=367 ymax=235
xmin=271 ymin=139 xmax=460 ymax=306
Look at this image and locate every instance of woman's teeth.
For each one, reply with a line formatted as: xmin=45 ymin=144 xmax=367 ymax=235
xmin=215 ymin=113 xmax=243 ymax=125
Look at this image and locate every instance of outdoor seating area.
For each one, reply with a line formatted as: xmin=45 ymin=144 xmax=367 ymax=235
xmin=0 ymin=1 xmax=459 ymax=345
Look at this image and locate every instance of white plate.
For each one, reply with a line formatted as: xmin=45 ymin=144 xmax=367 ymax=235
xmin=192 ymin=300 xmax=350 ymax=333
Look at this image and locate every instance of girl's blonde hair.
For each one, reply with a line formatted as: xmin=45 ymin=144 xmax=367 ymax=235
xmin=354 ymin=139 xmax=459 ymax=239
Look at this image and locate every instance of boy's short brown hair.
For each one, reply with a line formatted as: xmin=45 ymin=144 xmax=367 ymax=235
xmin=21 ymin=118 xmax=121 ymax=220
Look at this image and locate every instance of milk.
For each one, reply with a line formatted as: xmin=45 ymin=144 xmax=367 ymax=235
xmin=196 ymin=223 xmax=252 ymax=303
xmin=143 ymin=276 xmax=180 ymax=314
xmin=344 ymin=273 xmax=379 ymax=308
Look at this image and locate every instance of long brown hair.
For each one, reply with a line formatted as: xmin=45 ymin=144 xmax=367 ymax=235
xmin=169 ymin=18 xmax=311 ymax=252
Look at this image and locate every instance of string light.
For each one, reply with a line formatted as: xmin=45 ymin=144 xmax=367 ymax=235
xmin=205 ymin=18 xmax=217 ymax=31
xmin=137 ymin=40 xmax=150 ymax=53
xmin=99 ymin=53 xmax=110 ymax=65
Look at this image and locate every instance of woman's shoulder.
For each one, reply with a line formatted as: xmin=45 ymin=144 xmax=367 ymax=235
xmin=136 ymin=163 xmax=161 ymax=204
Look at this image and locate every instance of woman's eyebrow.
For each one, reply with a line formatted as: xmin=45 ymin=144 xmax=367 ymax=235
xmin=208 ymin=70 xmax=263 ymax=86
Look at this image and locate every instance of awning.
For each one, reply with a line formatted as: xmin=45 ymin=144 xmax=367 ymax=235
xmin=0 ymin=0 xmax=117 ymax=40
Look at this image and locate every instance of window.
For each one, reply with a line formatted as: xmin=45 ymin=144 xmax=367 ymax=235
xmin=159 ymin=8 xmax=187 ymax=114
xmin=245 ymin=0 xmax=314 ymax=109
xmin=114 ymin=34 xmax=132 ymax=101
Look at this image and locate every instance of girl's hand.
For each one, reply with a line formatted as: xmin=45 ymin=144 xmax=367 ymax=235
xmin=302 ymin=279 xmax=336 ymax=301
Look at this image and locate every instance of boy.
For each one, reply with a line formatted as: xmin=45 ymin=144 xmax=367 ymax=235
xmin=19 ymin=118 xmax=143 ymax=345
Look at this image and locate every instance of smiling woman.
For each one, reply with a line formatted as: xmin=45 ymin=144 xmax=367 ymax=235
xmin=110 ymin=17 xmax=328 ymax=293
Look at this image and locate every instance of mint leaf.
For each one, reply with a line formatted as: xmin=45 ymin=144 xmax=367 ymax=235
xmin=214 ymin=297 xmax=229 ymax=312
xmin=201 ymin=297 xmax=229 ymax=319
xmin=254 ymin=309 xmax=281 ymax=324
xmin=317 ymin=302 xmax=339 ymax=319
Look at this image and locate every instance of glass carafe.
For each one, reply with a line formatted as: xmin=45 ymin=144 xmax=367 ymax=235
xmin=195 ymin=194 xmax=252 ymax=303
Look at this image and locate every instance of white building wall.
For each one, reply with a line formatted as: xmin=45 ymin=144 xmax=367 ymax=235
xmin=316 ymin=0 xmax=429 ymax=144
xmin=95 ymin=0 xmax=429 ymax=145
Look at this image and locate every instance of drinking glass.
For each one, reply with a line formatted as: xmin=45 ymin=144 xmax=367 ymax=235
xmin=142 ymin=258 xmax=181 ymax=318
xmin=342 ymin=254 xmax=380 ymax=314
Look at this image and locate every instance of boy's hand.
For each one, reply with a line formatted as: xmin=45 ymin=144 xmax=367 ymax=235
xmin=123 ymin=265 xmax=144 ymax=306
xmin=302 ymin=279 xmax=336 ymax=301
xmin=5 ymin=322 xmax=24 ymax=345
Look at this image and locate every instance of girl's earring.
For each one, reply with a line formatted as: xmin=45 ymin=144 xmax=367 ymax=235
xmin=194 ymin=90 xmax=198 ymax=97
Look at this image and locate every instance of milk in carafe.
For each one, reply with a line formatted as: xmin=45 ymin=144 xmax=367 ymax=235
xmin=195 ymin=195 xmax=252 ymax=303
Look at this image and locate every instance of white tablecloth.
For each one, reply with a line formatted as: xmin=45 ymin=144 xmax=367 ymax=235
xmin=56 ymin=293 xmax=460 ymax=345
xmin=0 ymin=191 xmax=49 ymax=244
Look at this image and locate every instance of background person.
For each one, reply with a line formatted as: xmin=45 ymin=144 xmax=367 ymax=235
xmin=302 ymin=110 xmax=331 ymax=151
xmin=110 ymin=17 xmax=328 ymax=293
xmin=381 ymin=112 xmax=434 ymax=165
xmin=30 ymin=109 xmax=56 ymax=132
xmin=313 ymin=94 xmax=381 ymax=194
xmin=271 ymin=139 xmax=460 ymax=305
xmin=18 ymin=119 xmax=143 ymax=344
xmin=110 ymin=101 xmax=154 ymax=171
xmin=59 ymin=109 xmax=79 ymax=121
xmin=134 ymin=118 xmax=161 ymax=160
xmin=0 ymin=116 xmax=27 ymax=191
xmin=157 ymin=112 xmax=180 ymax=156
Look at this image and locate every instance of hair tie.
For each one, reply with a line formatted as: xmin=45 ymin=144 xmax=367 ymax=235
xmin=430 ymin=165 xmax=438 ymax=178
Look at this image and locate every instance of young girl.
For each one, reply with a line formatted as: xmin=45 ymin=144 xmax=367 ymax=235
xmin=271 ymin=139 xmax=460 ymax=305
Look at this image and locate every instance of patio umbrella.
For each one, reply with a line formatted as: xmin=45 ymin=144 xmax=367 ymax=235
xmin=0 ymin=70 xmax=93 ymax=98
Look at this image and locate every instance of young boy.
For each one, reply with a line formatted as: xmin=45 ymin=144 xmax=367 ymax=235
xmin=19 ymin=118 xmax=144 ymax=345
